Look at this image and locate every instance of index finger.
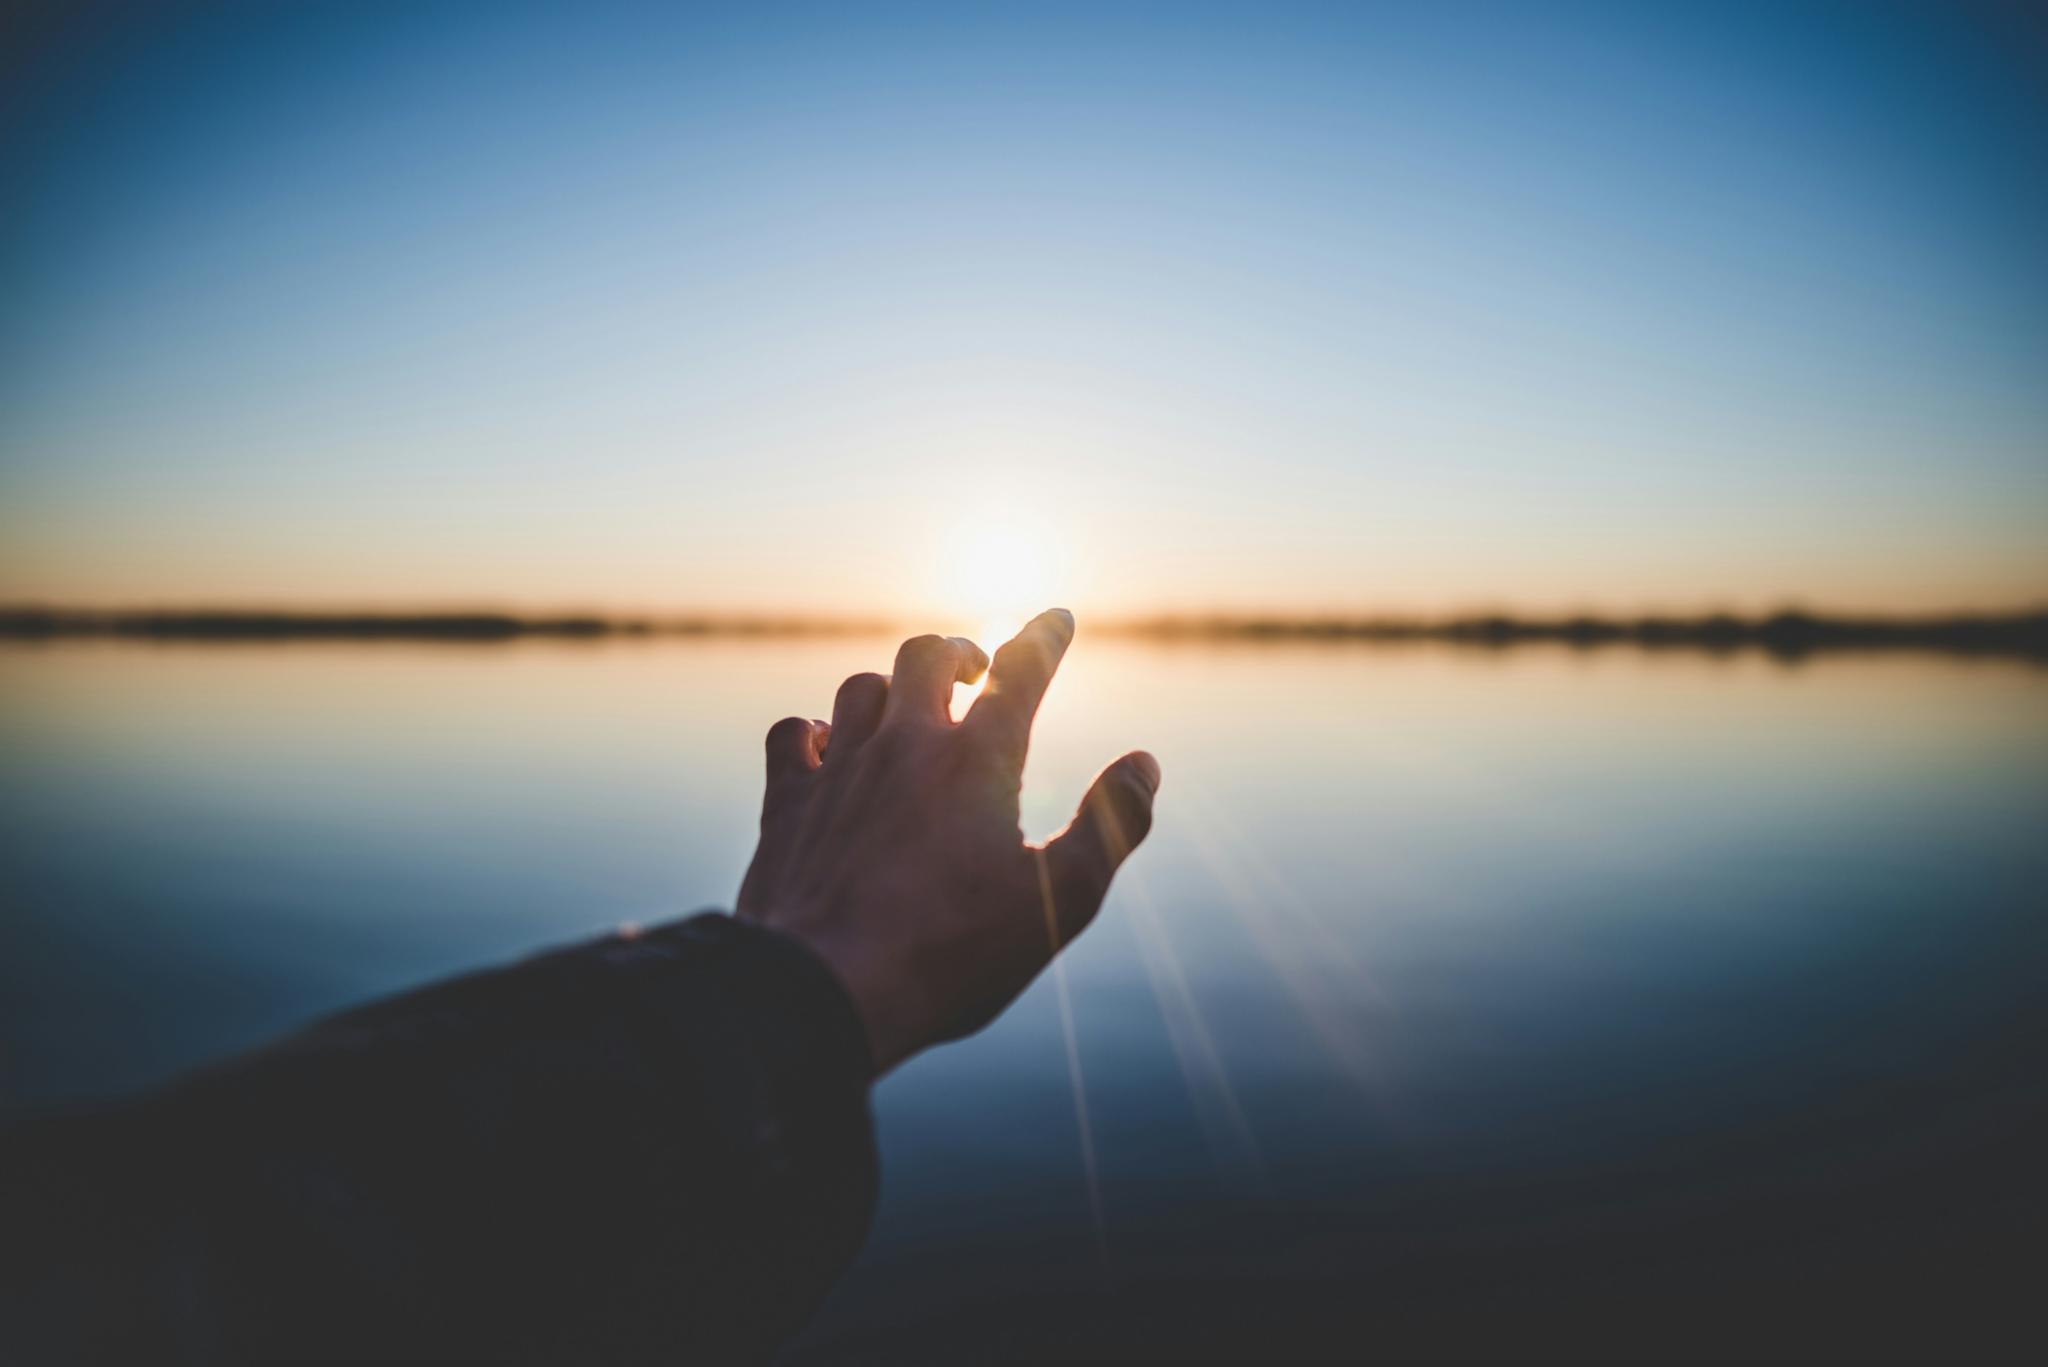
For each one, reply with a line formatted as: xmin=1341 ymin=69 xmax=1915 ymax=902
xmin=965 ymin=608 xmax=1075 ymax=757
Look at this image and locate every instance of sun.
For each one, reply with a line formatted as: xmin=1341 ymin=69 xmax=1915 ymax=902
xmin=935 ymin=519 xmax=1066 ymax=712
xmin=960 ymin=528 xmax=1051 ymax=634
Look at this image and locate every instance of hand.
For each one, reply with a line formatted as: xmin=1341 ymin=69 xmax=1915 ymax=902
xmin=735 ymin=609 xmax=1160 ymax=1075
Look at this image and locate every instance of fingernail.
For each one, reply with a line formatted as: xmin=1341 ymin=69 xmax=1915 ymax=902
xmin=1047 ymin=607 xmax=1075 ymax=634
xmin=1130 ymin=751 xmax=1162 ymax=792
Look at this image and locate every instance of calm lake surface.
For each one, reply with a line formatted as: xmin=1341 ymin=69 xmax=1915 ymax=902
xmin=3 ymin=638 xmax=2043 ymax=1352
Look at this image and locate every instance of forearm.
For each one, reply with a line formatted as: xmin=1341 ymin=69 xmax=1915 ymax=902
xmin=2 ymin=914 xmax=877 ymax=1365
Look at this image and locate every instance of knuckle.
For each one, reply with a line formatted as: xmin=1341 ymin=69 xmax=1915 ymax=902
xmin=1120 ymin=789 xmax=1156 ymax=842
xmin=897 ymin=633 xmax=951 ymax=664
xmin=1089 ymin=771 xmax=1134 ymax=811
xmin=1084 ymin=770 xmax=1154 ymax=851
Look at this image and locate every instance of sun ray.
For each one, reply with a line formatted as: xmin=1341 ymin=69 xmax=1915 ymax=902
xmin=1123 ymin=864 xmax=1267 ymax=1191
xmin=1164 ymin=785 xmax=1407 ymax=1124
xmin=1036 ymin=850 xmax=1109 ymax=1275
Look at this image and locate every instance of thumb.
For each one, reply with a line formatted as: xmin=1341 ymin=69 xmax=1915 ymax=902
xmin=1040 ymin=751 xmax=1161 ymax=946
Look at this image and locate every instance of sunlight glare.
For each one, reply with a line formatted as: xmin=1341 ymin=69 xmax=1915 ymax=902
xmin=938 ymin=518 xmax=1066 ymax=718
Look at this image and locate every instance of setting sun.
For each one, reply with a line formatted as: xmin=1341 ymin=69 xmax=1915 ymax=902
xmin=942 ymin=520 xmax=1065 ymax=629
xmin=936 ymin=520 xmax=1066 ymax=715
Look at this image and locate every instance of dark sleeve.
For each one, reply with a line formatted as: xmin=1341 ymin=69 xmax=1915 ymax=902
xmin=1 ymin=913 xmax=878 ymax=1366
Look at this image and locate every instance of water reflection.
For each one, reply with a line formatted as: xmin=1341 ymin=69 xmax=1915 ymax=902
xmin=2 ymin=639 xmax=2043 ymax=1352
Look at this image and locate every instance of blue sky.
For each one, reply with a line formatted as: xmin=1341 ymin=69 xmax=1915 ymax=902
xmin=3 ymin=0 xmax=2044 ymax=617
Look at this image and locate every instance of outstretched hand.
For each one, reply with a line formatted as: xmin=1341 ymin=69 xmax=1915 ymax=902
xmin=736 ymin=609 xmax=1159 ymax=1075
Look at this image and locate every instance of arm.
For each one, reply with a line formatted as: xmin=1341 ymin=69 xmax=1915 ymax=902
xmin=2 ymin=610 xmax=1158 ymax=1363
xmin=4 ymin=915 xmax=877 ymax=1364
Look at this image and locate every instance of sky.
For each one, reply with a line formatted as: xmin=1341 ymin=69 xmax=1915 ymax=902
xmin=2 ymin=0 xmax=2045 ymax=621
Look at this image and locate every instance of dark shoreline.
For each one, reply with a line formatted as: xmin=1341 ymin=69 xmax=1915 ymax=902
xmin=1114 ymin=609 xmax=2048 ymax=660
xmin=0 ymin=609 xmax=895 ymax=642
xmin=3 ymin=606 xmax=2045 ymax=659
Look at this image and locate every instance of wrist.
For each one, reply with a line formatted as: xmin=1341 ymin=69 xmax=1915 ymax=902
xmin=768 ymin=922 xmax=920 ymax=1077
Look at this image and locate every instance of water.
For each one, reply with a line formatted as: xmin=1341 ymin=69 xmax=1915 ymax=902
xmin=3 ymin=637 xmax=2044 ymax=1351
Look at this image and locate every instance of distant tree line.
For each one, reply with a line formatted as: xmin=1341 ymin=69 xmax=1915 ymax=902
xmin=1 ymin=606 xmax=2043 ymax=659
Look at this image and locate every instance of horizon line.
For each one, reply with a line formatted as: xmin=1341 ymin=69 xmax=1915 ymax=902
xmin=4 ymin=604 xmax=2046 ymax=660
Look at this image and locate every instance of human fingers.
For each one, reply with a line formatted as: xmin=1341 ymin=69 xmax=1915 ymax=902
xmin=883 ymin=633 xmax=988 ymax=724
xmin=965 ymin=608 xmax=1075 ymax=759
xmin=1039 ymin=750 xmax=1160 ymax=945
xmin=826 ymin=672 xmax=890 ymax=761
